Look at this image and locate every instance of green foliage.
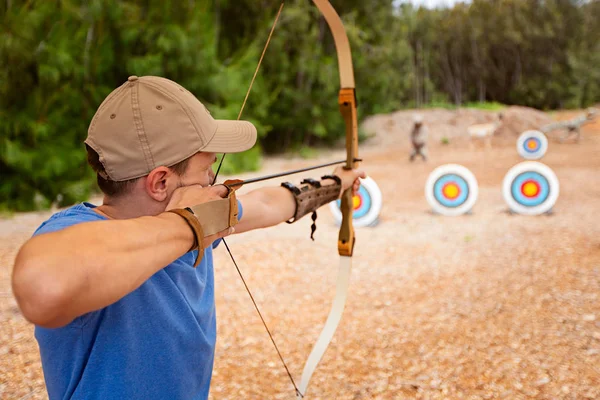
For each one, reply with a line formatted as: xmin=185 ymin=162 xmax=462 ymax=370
xmin=463 ymin=102 xmax=506 ymax=111
xmin=358 ymin=127 xmax=374 ymax=143
xmin=216 ymin=146 xmax=262 ymax=176
xmin=1 ymin=0 xmax=599 ymax=211
xmin=297 ymin=146 xmax=319 ymax=160
xmin=422 ymin=101 xmax=506 ymax=111
xmin=402 ymin=0 xmax=600 ymax=110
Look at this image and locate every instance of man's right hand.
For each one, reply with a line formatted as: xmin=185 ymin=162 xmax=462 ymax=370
xmin=166 ymin=184 xmax=233 ymax=248
xmin=166 ymin=184 xmax=229 ymax=211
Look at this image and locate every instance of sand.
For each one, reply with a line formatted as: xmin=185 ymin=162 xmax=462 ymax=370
xmin=1 ymin=108 xmax=599 ymax=399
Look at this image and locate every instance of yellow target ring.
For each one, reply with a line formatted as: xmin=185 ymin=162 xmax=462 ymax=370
xmin=442 ymin=183 xmax=460 ymax=199
xmin=526 ymin=139 xmax=538 ymax=150
xmin=522 ymin=181 xmax=540 ymax=197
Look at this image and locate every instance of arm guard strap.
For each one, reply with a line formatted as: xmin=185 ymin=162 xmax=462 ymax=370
xmin=281 ymin=175 xmax=342 ymax=240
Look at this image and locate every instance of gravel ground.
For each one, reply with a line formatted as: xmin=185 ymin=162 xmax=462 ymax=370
xmin=1 ymin=109 xmax=599 ymax=399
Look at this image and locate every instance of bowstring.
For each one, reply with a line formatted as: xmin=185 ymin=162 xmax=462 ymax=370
xmin=211 ymin=3 xmax=302 ymax=396
xmin=222 ymin=240 xmax=302 ymax=398
xmin=212 ymin=2 xmax=285 ymax=184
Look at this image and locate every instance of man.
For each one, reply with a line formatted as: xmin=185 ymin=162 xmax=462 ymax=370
xmin=11 ymin=76 xmax=365 ymax=400
xmin=409 ymin=114 xmax=428 ymax=162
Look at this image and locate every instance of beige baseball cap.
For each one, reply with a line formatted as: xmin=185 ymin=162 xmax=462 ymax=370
xmin=85 ymin=75 xmax=257 ymax=181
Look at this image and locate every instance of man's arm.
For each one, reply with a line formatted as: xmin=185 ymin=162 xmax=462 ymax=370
xmin=235 ymin=186 xmax=299 ymax=233
xmin=235 ymin=167 xmax=365 ymax=234
xmin=12 ymin=213 xmax=197 ymax=328
xmin=12 ymin=186 xmax=231 ymax=329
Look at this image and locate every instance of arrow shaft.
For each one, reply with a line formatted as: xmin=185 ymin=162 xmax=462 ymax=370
xmin=226 ymin=158 xmax=362 ymax=188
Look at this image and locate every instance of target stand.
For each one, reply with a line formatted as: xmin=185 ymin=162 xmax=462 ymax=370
xmin=517 ymin=130 xmax=548 ymax=160
xmin=329 ymin=176 xmax=382 ymax=227
xmin=425 ymin=164 xmax=479 ymax=216
xmin=502 ymin=161 xmax=559 ymax=215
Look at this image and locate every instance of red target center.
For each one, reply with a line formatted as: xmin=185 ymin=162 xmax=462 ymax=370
xmin=520 ymin=180 xmax=541 ymax=198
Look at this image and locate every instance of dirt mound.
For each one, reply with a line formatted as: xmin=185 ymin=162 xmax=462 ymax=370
xmin=361 ymin=106 xmax=554 ymax=148
xmin=496 ymin=106 xmax=553 ymax=137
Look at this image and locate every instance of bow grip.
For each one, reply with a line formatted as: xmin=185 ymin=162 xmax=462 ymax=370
xmin=338 ymin=187 xmax=355 ymax=256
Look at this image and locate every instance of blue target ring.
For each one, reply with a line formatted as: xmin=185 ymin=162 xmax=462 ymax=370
xmin=433 ymin=174 xmax=469 ymax=208
xmin=523 ymin=137 xmax=541 ymax=153
xmin=510 ymin=171 xmax=550 ymax=207
xmin=353 ymin=185 xmax=371 ymax=218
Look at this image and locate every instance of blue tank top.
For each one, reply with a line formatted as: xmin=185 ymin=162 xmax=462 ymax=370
xmin=32 ymin=201 xmax=242 ymax=400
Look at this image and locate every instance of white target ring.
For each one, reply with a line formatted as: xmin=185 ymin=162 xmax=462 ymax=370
xmin=329 ymin=176 xmax=382 ymax=227
xmin=425 ymin=164 xmax=478 ymax=216
xmin=503 ymin=161 xmax=559 ymax=215
xmin=517 ymin=130 xmax=548 ymax=160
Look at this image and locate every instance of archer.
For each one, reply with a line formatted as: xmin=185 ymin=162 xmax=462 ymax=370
xmin=11 ymin=75 xmax=365 ymax=400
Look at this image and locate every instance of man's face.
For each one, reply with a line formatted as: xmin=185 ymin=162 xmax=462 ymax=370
xmin=177 ymin=152 xmax=218 ymax=188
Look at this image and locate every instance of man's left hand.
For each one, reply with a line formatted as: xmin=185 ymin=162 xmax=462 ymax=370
xmin=333 ymin=166 xmax=367 ymax=197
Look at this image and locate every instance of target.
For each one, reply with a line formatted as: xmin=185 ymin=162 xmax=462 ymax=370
xmin=502 ymin=161 xmax=559 ymax=215
xmin=329 ymin=176 xmax=382 ymax=227
xmin=425 ymin=164 xmax=478 ymax=216
xmin=517 ymin=130 xmax=548 ymax=160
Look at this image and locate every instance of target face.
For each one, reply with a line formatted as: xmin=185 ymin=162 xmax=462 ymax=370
xmin=517 ymin=130 xmax=548 ymax=160
xmin=425 ymin=164 xmax=478 ymax=216
xmin=329 ymin=176 xmax=382 ymax=227
xmin=503 ymin=161 xmax=559 ymax=215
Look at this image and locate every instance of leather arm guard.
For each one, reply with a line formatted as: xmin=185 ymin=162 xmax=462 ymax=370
xmin=167 ymin=179 xmax=242 ymax=267
xmin=281 ymin=175 xmax=342 ymax=240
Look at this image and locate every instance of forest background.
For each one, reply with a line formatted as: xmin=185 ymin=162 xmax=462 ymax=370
xmin=1 ymin=0 xmax=599 ymax=211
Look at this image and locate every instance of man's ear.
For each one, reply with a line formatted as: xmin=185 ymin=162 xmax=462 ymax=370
xmin=145 ymin=166 xmax=175 ymax=202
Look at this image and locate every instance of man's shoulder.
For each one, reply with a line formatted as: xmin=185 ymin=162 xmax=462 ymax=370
xmin=34 ymin=202 xmax=106 ymax=236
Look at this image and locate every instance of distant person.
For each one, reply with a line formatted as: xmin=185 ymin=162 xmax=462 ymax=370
xmin=410 ymin=114 xmax=428 ymax=162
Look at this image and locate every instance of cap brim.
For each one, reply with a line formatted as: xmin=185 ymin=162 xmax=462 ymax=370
xmin=202 ymin=120 xmax=257 ymax=153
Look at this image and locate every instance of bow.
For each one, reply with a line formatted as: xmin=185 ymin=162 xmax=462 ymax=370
xmin=295 ymin=1 xmax=358 ymax=397
xmin=213 ymin=2 xmax=359 ymax=397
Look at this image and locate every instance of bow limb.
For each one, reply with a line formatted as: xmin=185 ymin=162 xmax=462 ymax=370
xmin=214 ymin=2 xmax=358 ymax=397
xmin=297 ymin=1 xmax=359 ymax=397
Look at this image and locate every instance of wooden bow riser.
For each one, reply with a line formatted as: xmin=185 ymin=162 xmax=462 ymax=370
xmin=337 ymin=88 xmax=358 ymax=257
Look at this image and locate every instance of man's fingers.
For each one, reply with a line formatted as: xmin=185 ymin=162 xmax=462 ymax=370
xmin=352 ymin=176 xmax=362 ymax=195
xmin=355 ymin=169 xmax=367 ymax=179
xmin=210 ymin=185 xmax=229 ymax=198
